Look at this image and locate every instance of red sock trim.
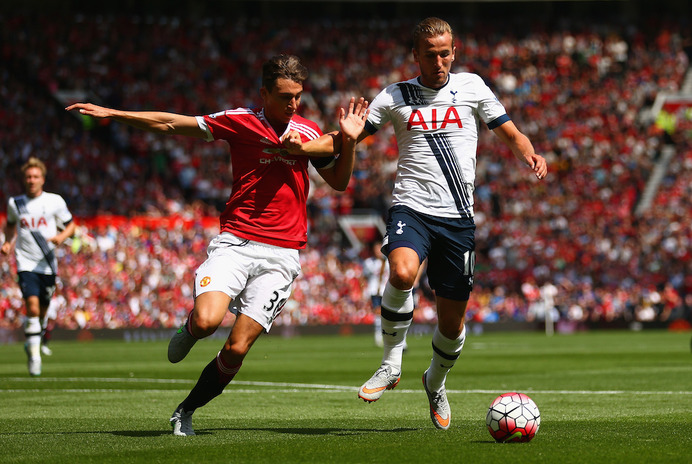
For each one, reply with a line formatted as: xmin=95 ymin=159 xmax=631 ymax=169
xmin=185 ymin=310 xmax=200 ymax=339
xmin=215 ymin=352 xmax=241 ymax=384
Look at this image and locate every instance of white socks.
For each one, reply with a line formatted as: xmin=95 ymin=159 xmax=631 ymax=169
xmin=24 ymin=317 xmax=42 ymax=358
xmin=425 ymin=325 xmax=466 ymax=392
xmin=374 ymin=315 xmax=383 ymax=346
xmin=379 ymin=283 xmax=414 ymax=373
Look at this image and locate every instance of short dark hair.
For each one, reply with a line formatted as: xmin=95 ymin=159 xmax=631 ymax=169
xmin=412 ymin=17 xmax=454 ymax=50
xmin=262 ymin=55 xmax=308 ymax=91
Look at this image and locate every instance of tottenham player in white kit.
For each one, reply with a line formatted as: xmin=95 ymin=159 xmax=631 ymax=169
xmin=290 ymin=18 xmax=547 ymax=430
xmin=68 ymin=55 xmax=369 ymax=436
xmin=2 ymin=157 xmax=76 ymax=376
xmin=362 ymin=240 xmax=389 ymax=347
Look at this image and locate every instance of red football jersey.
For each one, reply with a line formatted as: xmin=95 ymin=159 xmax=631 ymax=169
xmin=200 ymin=108 xmax=331 ymax=249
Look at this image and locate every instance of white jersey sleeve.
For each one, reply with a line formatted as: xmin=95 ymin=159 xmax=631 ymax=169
xmin=365 ymin=73 xmax=509 ymax=219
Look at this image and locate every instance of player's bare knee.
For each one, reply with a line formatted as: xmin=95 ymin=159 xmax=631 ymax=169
xmin=389 ymin=267 xmax=417 ymax=289
xmin=223 ymin=340 xmax=251 ymax=360
xmin=189 ymin=312 xmax=219 ymax=336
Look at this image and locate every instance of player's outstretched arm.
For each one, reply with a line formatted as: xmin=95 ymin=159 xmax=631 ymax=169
xmin=65 ymin=103 xmax=207 ymax=139
xmin=492 ymin=120 xmax=547 ymax=180
xmin=281 ymin=97 xmax=369 ymax=158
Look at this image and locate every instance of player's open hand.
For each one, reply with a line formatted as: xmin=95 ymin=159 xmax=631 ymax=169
xmin=527 ymin=153 xmax=548 ymax=180
xmin=65 ymin=102 xmax=113 ymax=119
xmin=339 ymin=97 xmax=369 ymax=142
xmin=1 ymin=241 xmax=13 ymax=256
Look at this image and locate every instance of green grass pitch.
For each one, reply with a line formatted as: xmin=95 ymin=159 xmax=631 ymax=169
xmin=1 ymin=329 xmax=691 ymax=463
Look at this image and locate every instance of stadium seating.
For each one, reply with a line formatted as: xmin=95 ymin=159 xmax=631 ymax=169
xmin=1 ymin=13 xmax=690 ymax=330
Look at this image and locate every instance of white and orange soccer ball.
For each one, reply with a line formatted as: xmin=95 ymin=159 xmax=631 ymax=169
xmin=486 ymin=392 xmax=541 ymax=442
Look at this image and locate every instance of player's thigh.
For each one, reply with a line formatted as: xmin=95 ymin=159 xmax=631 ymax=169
xmin=194 ymin=237 xmax=251 ymax=300
xmin=427 ymin=218 xmax=476 ymax=301
xmin=193 ymin=291 xmax=232 ymax=330
xmin=18 ymin=272 xmax=54 ymax=316
xmin=193 ymin=236 xmax=253 ymax=330
xmin=18 ymin=272 xmax=54 ymax=300
xmin=382 ymin=206 xmax=432 ymax=285
xmin=38 ymin=274 xmax=57 ymax=306
xmin=233 ymin=253 xmax=300 ymax=333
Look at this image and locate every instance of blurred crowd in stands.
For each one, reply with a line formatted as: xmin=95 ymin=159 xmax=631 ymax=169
xmin=1 ymin=12 xmax=691 ymax=332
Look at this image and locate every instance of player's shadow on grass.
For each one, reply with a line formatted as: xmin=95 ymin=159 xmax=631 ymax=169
xmin=110 ymin=430 xmax=213 ymax=437
xmin=205 ymin=427 xmax=418 ymax=436
xmin=112 ymin=427 xmax=417 ymax=437
xmin=111 ymin=430 xmax=177 ymax=437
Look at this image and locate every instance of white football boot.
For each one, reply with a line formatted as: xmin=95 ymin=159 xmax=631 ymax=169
xmin=170 ymin=405 xmax=195 ymax=436
xmin=358 ymin=364 xmax=400 ymax=402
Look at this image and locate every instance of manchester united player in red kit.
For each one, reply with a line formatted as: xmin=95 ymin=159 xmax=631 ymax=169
xmin=67 ymin=55 xmax=369 ymax=436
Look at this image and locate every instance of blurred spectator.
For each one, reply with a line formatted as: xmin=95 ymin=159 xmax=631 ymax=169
xmin=1 ymin=12 xmax=690 ymax=330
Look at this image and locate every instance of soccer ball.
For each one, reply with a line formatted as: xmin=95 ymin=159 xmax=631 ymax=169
xmin=486 ymin=392 xmax=540 ymax=442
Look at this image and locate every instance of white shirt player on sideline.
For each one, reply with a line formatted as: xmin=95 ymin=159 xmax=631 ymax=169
xmin=2 ymin=157 xmax=76 ymax=375
xmin=6 ymin=191 xmax=73 ymax=274
xmin=363 ymin=242 xmax=389 ymax=301
xmin=362 ymin=241 xmax=390 ymax=347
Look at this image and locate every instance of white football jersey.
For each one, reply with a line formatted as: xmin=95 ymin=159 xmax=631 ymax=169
xmin=366 ymin=72 xmax=509 ymax=218
xmin=6 ymin=192 xmax=73 ymax=274
xmin=362 ymin=256 xmax=389 ymax=297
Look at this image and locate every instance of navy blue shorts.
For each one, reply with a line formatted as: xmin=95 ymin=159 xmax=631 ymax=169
xmin=18 ymin=272 xmax=57 ymax=306
xmin=382 ymin=205 xmax=476 ymax=301
xmin=371 ymin=295 xmax=382 ymax=309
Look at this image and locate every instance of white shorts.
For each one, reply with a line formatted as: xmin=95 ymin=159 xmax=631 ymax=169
xmin=194 ymin=232 xmax=301 ymax=332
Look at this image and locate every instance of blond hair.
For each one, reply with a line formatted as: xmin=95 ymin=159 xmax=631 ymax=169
xmin=21 ymin=157 xmax=47 ymax=178
xmin=412 ymin=17 xmax=454 ymax=50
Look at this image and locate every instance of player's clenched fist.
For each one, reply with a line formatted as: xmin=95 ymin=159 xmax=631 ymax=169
xmin=281 ymin=130 xmax=303 ymax=152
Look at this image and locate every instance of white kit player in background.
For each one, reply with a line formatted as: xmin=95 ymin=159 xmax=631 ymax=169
xmin=289 ymin=17 xmax=547 ymax=430
xmin=2 ymin=157 xmax=76 ymax=376
xmin=42 ymin=281 xmax=66 ymax=355
xmin=362 ymin=240 xmax=389 ymax=347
